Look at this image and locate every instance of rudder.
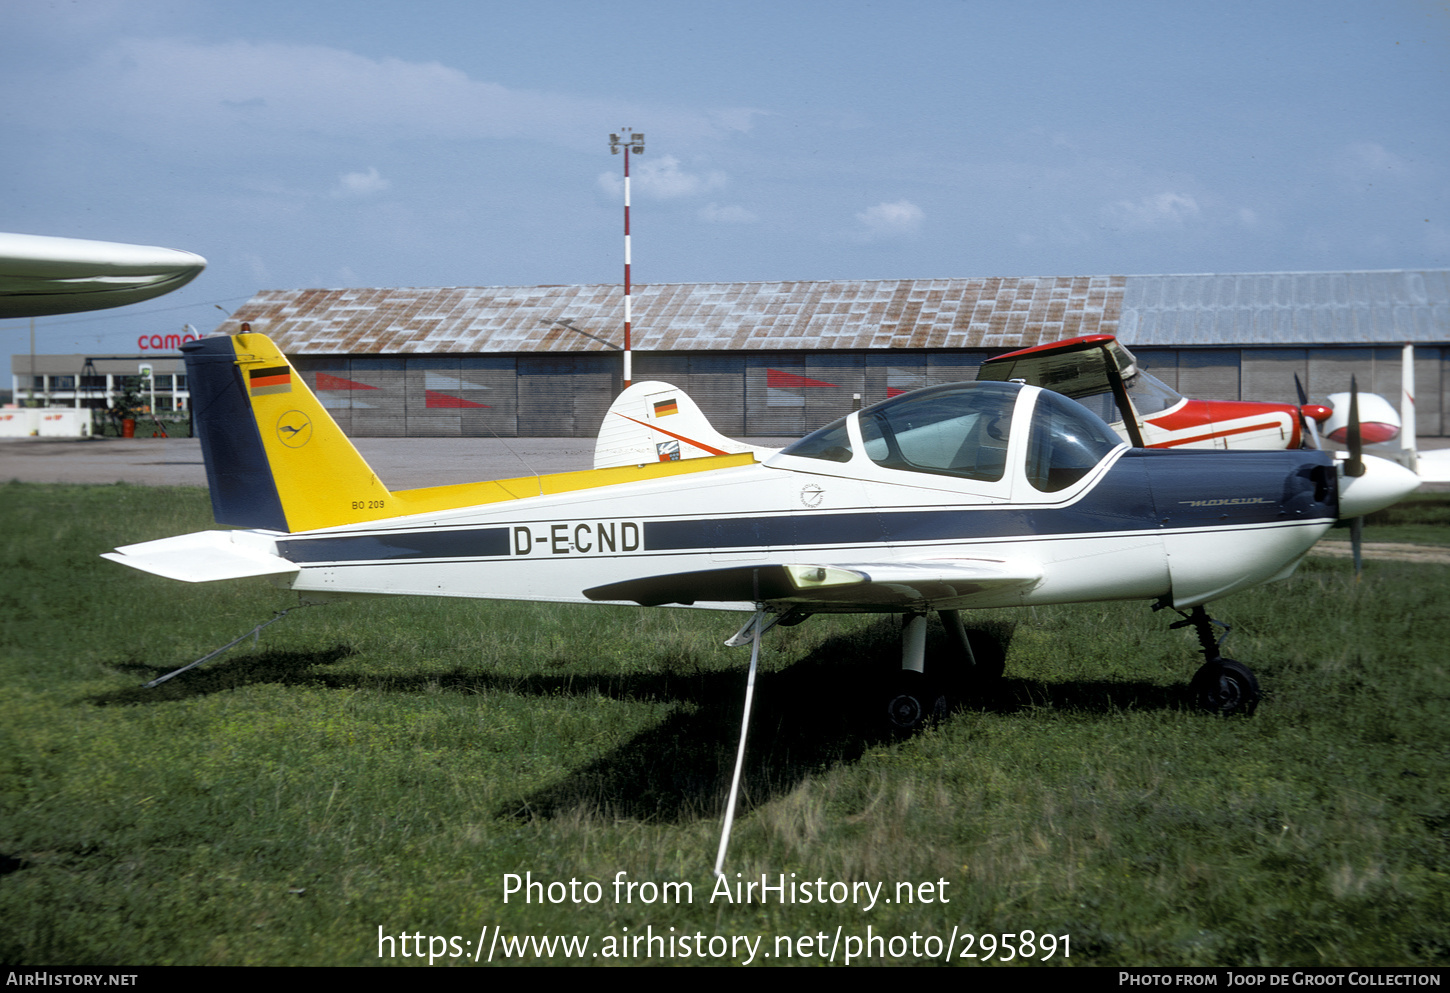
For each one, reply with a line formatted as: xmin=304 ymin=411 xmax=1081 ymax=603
xmin=183 ymin=333 xmax=393 ymax=533
xmin=593 ymin=380 xmax=764 ymax=468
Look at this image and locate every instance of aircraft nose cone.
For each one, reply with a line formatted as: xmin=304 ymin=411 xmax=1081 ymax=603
xmin=1337 ymin=454 xmax=1420 ymax=519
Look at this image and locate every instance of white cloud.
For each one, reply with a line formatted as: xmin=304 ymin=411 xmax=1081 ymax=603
xmin=1102 ymin=192 xmax=1200 ymax=231
xmin=698 ymin=203 xmax=757 ymax=224
xmin=332 ymin=167 xmax=390 ymax=198
xmin=1335 ymin=141 xmax=1415 ymax=184
xmin=241 ymin=252 xmax=272 ymax=287
xmin=21 ymin=37 xmax=740 ymax=157
xmin=854 ymin=199 xmax=924 ymax=240
xmin=706 ymin=107 xmax=773 ymax=133
xmin=597 ymin=155 xmax=727 ymax=200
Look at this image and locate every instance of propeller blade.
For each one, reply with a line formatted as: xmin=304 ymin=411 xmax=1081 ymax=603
xmin=1294 ymin=373 xmax=1321 ymax=450
xmin=1347 ymin=376 xmax=1365 ymax=576
xmin=1346 ymin=376 xmax=1365 ymax=477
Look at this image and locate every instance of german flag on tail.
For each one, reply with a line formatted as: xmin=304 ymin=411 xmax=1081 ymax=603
xmin=248 ymin=365 xmax=292 ymax=397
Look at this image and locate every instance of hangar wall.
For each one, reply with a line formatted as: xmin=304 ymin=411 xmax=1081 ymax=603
xmin=290 ymin=350 xmax=993 ymax=439
xmin=223 ymin=270 xmax=1450 ymax=440
xmin=291 ymin=344 xmax=1447 ymax=440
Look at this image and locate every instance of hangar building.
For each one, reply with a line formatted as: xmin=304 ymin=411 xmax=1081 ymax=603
xmin=212 ymin=269 xmax=1450 ymax=439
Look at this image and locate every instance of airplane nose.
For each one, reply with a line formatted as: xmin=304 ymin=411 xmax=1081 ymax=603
xmin=1337 ymin=454 xmax=1420 ymax=519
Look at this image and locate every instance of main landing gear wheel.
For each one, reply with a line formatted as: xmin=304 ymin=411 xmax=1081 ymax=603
xmin=885 ymin=671 xmax=946 ymax=733
xmin=1190 ymin=658 xmax=1260 ymax=717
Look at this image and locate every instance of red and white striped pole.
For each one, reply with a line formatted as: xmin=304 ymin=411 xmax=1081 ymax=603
xmin=610 ymin=130 xmax=644 ymax=389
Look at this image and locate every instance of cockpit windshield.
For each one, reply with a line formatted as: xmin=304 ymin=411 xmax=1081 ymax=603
xmin=1024 ymin=388 xmax=1123 ymax=492
xmin=781 ymin=381 xmax=1021 ymax=482
xmin=779 ymin=413 xmax=854 ymax=463
xmin=1123 ymin=369 xmax=1182 ymax=416
xmin=859 ymin=382 xmax=1019 ymax=481
xmin=779 ymin=380 xmax=1122 ymax=490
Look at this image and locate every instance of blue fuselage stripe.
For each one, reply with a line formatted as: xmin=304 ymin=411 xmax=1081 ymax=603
xmin=278 ymin=528 xmax=511 ymax=563
xmin=272 ymin=449 xmax=1336 ymax=565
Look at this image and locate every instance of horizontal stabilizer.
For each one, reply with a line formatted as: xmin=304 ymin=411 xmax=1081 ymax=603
xmin=102 ymin=531 xmax=299 ymax=583
xmin=584 ymin=558 xmax=1040 ymax=608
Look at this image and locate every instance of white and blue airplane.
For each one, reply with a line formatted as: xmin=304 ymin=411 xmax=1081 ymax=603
xmin=104 ymin=332 xmax=1418 ymax=726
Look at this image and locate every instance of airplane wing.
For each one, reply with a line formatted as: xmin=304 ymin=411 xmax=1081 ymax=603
xmin=0 ymin=232 xmax=206 ymax=318
xmin=1416 ymin=449 xmax=1450 ymax=484
xmin=583 ymin=558 xmax=1042 ymax=608
xmin=101 ymin=530 xmax=299 ymax=583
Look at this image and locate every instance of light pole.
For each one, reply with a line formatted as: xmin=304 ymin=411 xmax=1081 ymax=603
xmin=608 ymin=129 xmax=644 ymax=388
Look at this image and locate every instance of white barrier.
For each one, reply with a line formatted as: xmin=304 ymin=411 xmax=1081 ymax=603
xmin=0 ymin=408 xmax=93 ymax=438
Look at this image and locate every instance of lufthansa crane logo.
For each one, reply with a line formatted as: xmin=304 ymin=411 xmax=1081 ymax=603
xmin=276 ymin=410 xmax=313 ymax=448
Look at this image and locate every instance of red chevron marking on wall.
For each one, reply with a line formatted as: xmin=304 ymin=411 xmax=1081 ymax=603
xmin=314 ymin=372 xmax=378 ymax=391
xmin=425 ymin=390 xmax=491 ymax=409
xmin=766 ymin=369 xmax=838 ymax=389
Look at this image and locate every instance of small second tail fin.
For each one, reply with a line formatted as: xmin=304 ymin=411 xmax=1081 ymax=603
xmin=184 ymin=333 xmax=393 ymax=533
xmin=594 ymin=380 xmax=764 ymax=468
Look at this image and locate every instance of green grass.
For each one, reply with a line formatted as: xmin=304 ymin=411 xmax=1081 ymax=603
xmin=1 ymin=482 xmax=1447 ymax=966
xmin=1354 ymin=490 xmax=1450 ymax=545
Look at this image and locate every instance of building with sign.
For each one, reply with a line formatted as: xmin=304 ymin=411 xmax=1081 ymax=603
xmin=8 ymin=353 xmax=190 ymax=412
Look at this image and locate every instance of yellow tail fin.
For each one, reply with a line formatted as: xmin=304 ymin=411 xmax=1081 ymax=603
xmin=185 ymin=333 xmax=393 ymax=532
xmin=184 ymin=333 xmax=759 ymax=534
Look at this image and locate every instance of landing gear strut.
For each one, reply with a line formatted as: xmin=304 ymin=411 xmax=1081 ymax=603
xmin=884 ymin=613 xmax=945 ymax=732
xmin=1168 ymin=604 xmax=1260 ymax=716
xmin=884 ymin=609 xmax=1003 ymax=732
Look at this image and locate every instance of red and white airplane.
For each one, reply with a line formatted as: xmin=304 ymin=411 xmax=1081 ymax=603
xmin=974 ymin=335 xmax=1450 ymax=485
xmin=975 ymin=334 xmax=1373 ymax=452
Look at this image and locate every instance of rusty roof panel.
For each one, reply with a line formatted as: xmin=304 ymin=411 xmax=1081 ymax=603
xmin=214 ymin=271 xmax=1448 ymax=356
xmin=219 ymin=277 xmax=1128 ymax=355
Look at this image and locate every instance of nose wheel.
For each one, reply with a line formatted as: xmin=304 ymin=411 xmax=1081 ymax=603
xmin=1168 ymin=604 xmax=1261 ymax=716
xmin=1189 ymin=658 xmax=1260 ymax=716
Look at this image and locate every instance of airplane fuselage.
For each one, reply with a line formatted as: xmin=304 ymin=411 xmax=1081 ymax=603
xmin=1137 ymin=398 xmax=1302 ymax=450
xmin=267 ymin=444 xmax=1337 ymax=614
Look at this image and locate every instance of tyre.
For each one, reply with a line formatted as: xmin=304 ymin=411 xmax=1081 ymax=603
xmin=885 ymin=671 xmax=947 ymax=732
xmin=1190 ymin=658 xmax=1260 ymax=716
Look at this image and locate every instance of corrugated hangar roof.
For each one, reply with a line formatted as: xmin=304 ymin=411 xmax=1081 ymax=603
xmin=217 ymin=270 xmax=1450 ymax=355
xmin=1120 ymin=270 xmax=1450 ymax=346
xmin=221 ymin=276 xmax=1123 ymax=355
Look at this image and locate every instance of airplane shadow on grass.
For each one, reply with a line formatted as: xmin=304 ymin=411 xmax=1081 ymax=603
xmin=89 ymin=617 xmax=1198 ymax=824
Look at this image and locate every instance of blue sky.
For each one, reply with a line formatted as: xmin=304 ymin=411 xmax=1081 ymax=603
xmin=3 ymin=0 xmax=1447 ymax=356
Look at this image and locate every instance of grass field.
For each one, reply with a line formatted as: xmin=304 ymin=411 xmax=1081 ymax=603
xmin=1 ymin=482 xmax=1447 ymax=967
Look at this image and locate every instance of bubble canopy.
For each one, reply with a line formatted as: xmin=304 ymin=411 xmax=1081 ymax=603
xmin=779 ymin=381 xmax=1123 ymax=492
